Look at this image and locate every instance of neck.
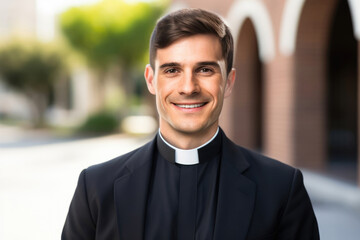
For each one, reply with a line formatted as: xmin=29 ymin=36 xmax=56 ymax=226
xmin=159 ymin=124 xmax=219 ymax=149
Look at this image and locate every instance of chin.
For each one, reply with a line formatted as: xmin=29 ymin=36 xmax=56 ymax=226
xmin=173 ymin=123 xmax=210 ymax=135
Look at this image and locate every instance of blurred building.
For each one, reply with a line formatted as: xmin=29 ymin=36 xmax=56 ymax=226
xmin=0 ymin=0 xmax=99 ymax=126
xmin=170 ymin=0 xmax=360 ymax=185
xmin=0 ymin=0 xmax=37 ymax=38
xmin=0 ymin=0 xmax=37 ymax=121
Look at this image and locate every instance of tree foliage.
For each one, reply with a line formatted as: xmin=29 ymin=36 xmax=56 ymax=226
xmin=0 ymin=40 xmax=68 ymax=127
xmin=60 ymin=0 xmax=166 ymax=70
xmin=0 ymin=41 xmax=65 ymax=90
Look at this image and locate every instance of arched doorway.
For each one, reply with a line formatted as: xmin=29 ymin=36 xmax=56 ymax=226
xmin=294 ymin=0 xmax=337 ymax=169
xmin=327 ymin=0 xmax=358 ymax=183
xmin=295 ymin=0 xmax=358 ymax=183
xmin=232 ymin=18 xmax=263 ymax=151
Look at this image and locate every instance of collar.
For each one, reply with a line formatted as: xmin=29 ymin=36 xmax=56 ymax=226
xmin=156 ymin=128 xmax=222 ymax=165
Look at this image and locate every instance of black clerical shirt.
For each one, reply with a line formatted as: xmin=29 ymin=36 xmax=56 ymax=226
xmin=144 ymin=130 xmax=222 ymax=240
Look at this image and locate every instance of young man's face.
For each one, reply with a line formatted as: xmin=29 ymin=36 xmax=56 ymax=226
xmin=145 ymin=34 xmax=235 ymax=140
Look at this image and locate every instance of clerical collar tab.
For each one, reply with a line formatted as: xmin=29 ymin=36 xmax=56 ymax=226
xmin=175 ymin=149 xmax=199 ymax=165
xmin=157 ymin=128 xmax=221 ymax=165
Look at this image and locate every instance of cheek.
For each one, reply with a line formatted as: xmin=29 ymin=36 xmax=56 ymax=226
xmin=205 ymin=80 xmax=225 ymax=99
xmin=157 ymin=79 xmax=177 ymax=98
xmin=156 ymin=86 xmax=172 ymax=111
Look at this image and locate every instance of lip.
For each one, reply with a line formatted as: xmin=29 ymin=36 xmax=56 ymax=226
xmin=172 ymin=102 xmax=208 ymax=112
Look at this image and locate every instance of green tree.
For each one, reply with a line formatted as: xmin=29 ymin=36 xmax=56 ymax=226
xmin=0 ymin=40 xmax=68 ymax=127
xmin=60 ymin=0 xmax=165 ymax=111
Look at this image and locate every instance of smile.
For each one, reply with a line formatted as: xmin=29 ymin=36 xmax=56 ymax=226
xmin=175 ymin=103 xmax=206 ymax=109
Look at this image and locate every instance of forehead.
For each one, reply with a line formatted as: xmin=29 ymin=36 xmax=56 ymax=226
xmin=155 ymin=34 xmax=223 ymax=66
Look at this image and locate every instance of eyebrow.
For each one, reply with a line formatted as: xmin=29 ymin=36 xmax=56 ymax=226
xmin=159 ymin=62 xmax=181 ymax=69
xmin=196 ymin=61 xmax=221 ymax=68
xmin=158 ymin=61 xmax=220 ymax=69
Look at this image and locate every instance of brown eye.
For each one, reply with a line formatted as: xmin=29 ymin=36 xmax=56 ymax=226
xmin=165 ymin=68 xmax=178 ymax=74
xmin=197 ymin=67 xmax=214 ymax=75
xmin=200 ymin=68 xmax=212 ymax=72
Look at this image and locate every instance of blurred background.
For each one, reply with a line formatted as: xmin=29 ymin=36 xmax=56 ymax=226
xmin=0 ymin=0 xmax=359 ymax=239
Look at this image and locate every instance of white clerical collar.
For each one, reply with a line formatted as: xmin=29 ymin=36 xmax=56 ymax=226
xmin=158 ymin=128 xmax=220 ymax=165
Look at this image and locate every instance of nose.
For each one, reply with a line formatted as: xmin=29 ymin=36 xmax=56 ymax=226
xmin=178 ymin=71 xmax=200 ymax=95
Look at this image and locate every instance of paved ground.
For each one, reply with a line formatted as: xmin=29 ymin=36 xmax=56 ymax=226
xmin=313 ymin=202 xmax=360 ymax=239
xmin=303 ymin=170 xmax=360 ymax=239
xmin=0 ymin=125 xmax=151 ymax=240
xmin=0 ymin=124 xmax=359 ymax=239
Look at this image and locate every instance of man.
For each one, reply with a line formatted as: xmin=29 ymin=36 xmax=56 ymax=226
xmin=62 ymin=8 xmax=319 ymax=240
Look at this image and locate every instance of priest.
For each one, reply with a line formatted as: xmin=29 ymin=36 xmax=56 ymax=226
xmin=62 ymin=8 xmax=319 ymax=240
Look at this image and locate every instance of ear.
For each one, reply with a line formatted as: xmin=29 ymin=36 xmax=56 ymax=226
xmin=224 ymin=68 xmax=235 ymax=98
xmin=144 ymin=64 xmax=156 ymax=95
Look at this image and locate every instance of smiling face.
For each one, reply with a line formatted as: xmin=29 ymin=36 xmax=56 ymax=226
xmin=145 ymin=34 xmax=235 ymax=148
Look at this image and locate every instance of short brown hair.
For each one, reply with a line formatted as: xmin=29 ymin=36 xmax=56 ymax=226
xmin=149 ymin=8 xmax=234 ymax=75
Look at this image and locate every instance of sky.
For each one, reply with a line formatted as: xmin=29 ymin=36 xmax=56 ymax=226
xmin=36 ymin=0 xmax=100 ymax=15
xmin=36 ymin=0 xmax=101 ymax=41
xmin=36 ymin=0 xmax=155 ymax=14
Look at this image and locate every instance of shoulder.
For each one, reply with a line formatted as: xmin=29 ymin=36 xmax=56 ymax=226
xmin=221 ymin=131 xmax=296 ymax=178
xmin=238 ymin=145 xmax=295 ymax=176
xmin=231 ymin=142 xmax=310 ymax=203
xmin=224 ymin=140 xmax=318 ymax=238
xmin=223 ymin=134 xmax=300 ymax=191
xmin=82 ymin=138 xmax=155 ymax=186
xmin=235 ymin=144 xmax=306 ymax=200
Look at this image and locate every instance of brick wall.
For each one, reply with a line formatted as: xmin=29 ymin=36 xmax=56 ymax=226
xmin=293 ymin=0 xmax=337 ymax=169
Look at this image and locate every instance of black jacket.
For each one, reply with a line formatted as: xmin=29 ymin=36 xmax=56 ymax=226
xmin=62 ymin=129 xmax=319 ymax=240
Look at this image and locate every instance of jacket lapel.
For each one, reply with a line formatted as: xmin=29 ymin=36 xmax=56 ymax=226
xmin=214 ymin=133 xmax=256 ymax=240
xmin=113 ymin=138 xmax=156 ymax=240
xmin=112 ymin=131 xmax=256 ymax=240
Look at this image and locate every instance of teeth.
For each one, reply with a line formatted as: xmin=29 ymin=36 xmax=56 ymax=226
xmin=176 ymin=103 xmax=205 ymax=108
